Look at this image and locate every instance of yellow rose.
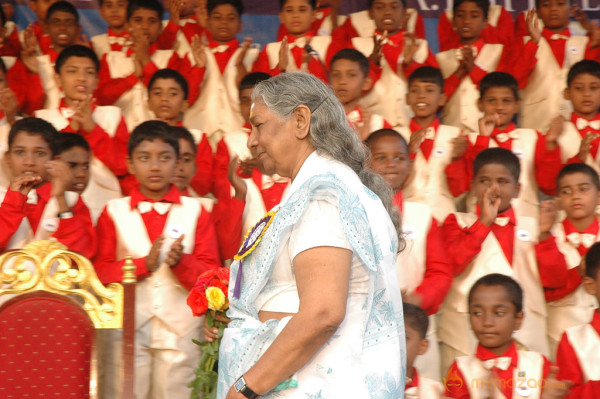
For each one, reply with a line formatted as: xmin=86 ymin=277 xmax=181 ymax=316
xmin=206 ymin=287 xmax=228 ymax=311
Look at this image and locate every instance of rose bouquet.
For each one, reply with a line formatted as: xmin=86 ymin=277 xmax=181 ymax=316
xmin=187 ymin=267 xmax=230 ymax=399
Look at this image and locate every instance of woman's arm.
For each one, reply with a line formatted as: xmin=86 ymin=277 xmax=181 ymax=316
xmin=226 ymin=246 xmax=352 ymax=398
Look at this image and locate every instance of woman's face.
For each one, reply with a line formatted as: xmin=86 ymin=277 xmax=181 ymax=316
xmin=248 ymin=100 xmax=299 ymax=178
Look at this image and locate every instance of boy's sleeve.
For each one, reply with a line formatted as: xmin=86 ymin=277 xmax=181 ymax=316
xmin=0 ymin=190 xmax=27 ymax=250
xmin=534 ymin=131 xmax=562 ymax=195
xmin=96 ymin=55 xmax=140 ymax=105
xmin=544 ymin=268 xmax=583 ymax=302
xmin=444 ymin=362 xmax=470 ymax=399
xmin=212 ymin=197 xmax=244 ymax=261
xmin=52 ymin=197 xmax=97 ymax=259
xmin=445 ymin=134 xmax=478 ymax=197
xmin=93 ymin=207 xmax=153 ymax=285
xmin=251 ymin=46 xmax=281 ymax=77
xmin=442 ymin=213 xmax=491 ymax=275
xmin=171 ymin=206 xmax=221 ymax=290
xmin=190 ymin=134 xmax=213 ymax=197
xmin=155 ymin=21 xmax=179 ymax=50
xmin=415 ymin=220 xmax=453 ymax=315
xmin=534 ymin=234 xmax=571 ymax=290
xmin=507 ymin=39 xmax=538 ymax=89
xmin=556 ymin=332 xmax=587 ymax=398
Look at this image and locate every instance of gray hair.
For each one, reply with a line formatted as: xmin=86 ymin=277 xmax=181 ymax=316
xmin=252 ymin=72 xmax=402 ymax=240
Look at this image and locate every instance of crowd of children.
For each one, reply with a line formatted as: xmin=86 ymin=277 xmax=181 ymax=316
xmin=2 ymin=0 xmax=600 ymax=398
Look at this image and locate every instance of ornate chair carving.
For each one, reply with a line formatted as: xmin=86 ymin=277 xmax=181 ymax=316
xmin=0 ymin=240 xmax=136 ymax=399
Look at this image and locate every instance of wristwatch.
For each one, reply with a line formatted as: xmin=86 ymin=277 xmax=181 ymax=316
xmin=234 ymin=375 xmax=259 ymax=398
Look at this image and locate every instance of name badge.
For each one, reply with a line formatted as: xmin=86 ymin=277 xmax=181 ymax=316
xmin=515 ymin=385 xmax=532 ymax=397
xmin=568 ymin=46 xmax=579 ymax=55
xmin=42 ymin=218 xmax=59 ymax=232
xmin=512 ymin=148 xmax=524 ymax=160
xmin=403 ymin=225 xmax=417 ymax=241
xmin=433 ymin=147 xmax=446 ymax=157
xmin=516 ymin=229 xmax=531 ymax=242
xmin=166 ymin=223 xmax=183 ymax=239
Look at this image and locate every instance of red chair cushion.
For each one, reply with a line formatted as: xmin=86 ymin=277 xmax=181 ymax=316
xmin=0 ymin=294 xmax=94 ymax=398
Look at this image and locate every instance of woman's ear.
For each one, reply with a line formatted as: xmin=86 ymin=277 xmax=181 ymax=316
xmin=293 ymin=105 xmax=311 ymax=140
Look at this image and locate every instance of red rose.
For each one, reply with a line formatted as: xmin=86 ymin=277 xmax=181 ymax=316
xmin=216 ymin=267 xmax=230 ymax=284
xmin=187 ymin=286 xmax=209 ymax=316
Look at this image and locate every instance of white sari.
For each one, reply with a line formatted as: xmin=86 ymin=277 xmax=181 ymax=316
xmin=218 ymin=152 xmax=406 ymax=398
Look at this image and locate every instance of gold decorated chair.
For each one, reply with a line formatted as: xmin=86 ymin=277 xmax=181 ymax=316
xmin=0 ymin=240 xmax=136 ymax=399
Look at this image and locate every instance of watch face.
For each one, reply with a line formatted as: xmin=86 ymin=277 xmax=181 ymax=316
xmin=234 ymin=378 xmax=245 ymax=392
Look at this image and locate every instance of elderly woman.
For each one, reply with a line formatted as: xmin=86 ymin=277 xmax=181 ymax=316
xmin=218 ymin=73 xmax=406 ymax=399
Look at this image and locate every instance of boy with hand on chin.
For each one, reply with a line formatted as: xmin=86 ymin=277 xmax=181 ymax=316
xmin=440 ymin=148 xmax=551 ymax=373
xmin=556 ymin=242 xmax=600 ymax=397
xmin=93 ymin=120 xmax=221 ymax=398
xmin=0 ymin=117 xmax=95 ymax=257
xmin=444 ymin=274 xmax=568 ymax=398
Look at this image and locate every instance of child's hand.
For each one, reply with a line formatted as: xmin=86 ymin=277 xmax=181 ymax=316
xmin=402 ymin=33 xmax=418 ymax=67
xmin=169 ymin=0 xmax=183 ymax=26
xmin=478 ymin=114 xmax=498 ymax=137
xmin=131 ymin=27 xmax=151 ymax=67
xmin=77 ymin=33 xmax=91 ymax=48
xmin=203 ymin=310 xmax=231 ymax=342
xmin=21 ymin=24 xmax=39 ymax=74
xmin=228 ymin=156 xmax=247 ymax=201
xmin=191 ymin=35 xmax=207 ymax=68
xmin=408 ymin=129 xmax=425 ymax=154
xmin=369 ymin=30 xmax=387 ymax=66
xmin=578 ymin=132 xmax=600 ymax=162
xmin=541 ymin=366 xmax=572 ymax=399
xmin=573 ymin=5 xmax=594 ymax=34
xmin=196 ymin=0 xmax=208 ymax=28
xmin=357 ymin=109 xmax=373 ymax=141
xmin=239 ymin=157 xmax=259 ymax=176
xmin=46 ymin=160 xmax=73 ymax=198
xmin=539 ymin=200 xmax=558 ymax=240
xmin=588 ymin=20 xmax=600 ymax=49
xmin=479 ymin=186 xmax=501 ymax=226
xmin=461 ymin=47 xmax=475 ymax=72
xmin=165 ymin=234 xmax=185 ymax=268
xmin=450 ymin=135 xmax=468 ymax=160
xmin=278 ymin=36 xmax=289 ymax=72
xmin=0 ymin=88 xmax=19 ymax=126
xmin=546 ymin=115 xmax=564 ymax=150
xmin=526 ymin=9 xmax=542 ymax=44
xmin=235 ymin=37 xmax=253 ymax=87
xmin=146 ymin=235 xmax=165 ymax=272
xmin=401 ymin=291 xmax=423 ymax=308
xmin=71 ymin=94 xmax=97 ymax=133
xmin=9 ymin=175 xmax=42 ymax=196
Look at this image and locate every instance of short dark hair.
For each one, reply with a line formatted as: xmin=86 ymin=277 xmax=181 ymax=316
xmin=567 ymin=59 xmax=600 ymax=87
xmin=169 ymin=126 xmax=196 ymax=155
xmin=408 ymin=66 xmax=444 ymax=90
xmin=330 ymin=48 xmax=370 ymax=77
xmin=239 ymin=72 xmax=271 ymax=91
xmin=57 ymin=132 xmax=91 ymax=154
xmin=368 ymin=0 xmax=406 ymax=8
xmin=278 ymin=0 xmax=316 ymax=10
xmin=453 ymin=0 xmax=490 ymax=19
xmin=55 ymin=45 xmax=100 ymax=74
xmin=128 ymin=120 xmax=179 ymax=157
xmin=0 ymin=3 xmax=6 ymax=27
xmin=535 ymin=0 xmax=571 ymax=8
xmin=479 ymin=72 xmax=519 ymax=100
xmin=207 ymin=0 xmax=244 ymax=15
xmin=46 ymin=1 xmax=79 ymax=23
xmin=403 ymin=303 xmax=429 ymax=339
xmin=9 ymin=117 xmax=60 ymax=156
xmin=556 ymin=163 xmax=600 ymax=190
xmin=365 ymin=128 xmax=408 ymax=152
xmin=585 ymin=242 xmax=600 ymax=279
xmin=468 ymin=273 xmax=523 ymax=314
xmin=148 ymin=69 xmax=189 ymax=100
xmin=99 ymin=0 xmax=129 ymax=6
xmin=127 ymin=0 xmax=163 ymax=21
xmin=0 ymin=57 xmax=6 ymax=76
xmin=473 ymin=147 xmax=520 ymax=182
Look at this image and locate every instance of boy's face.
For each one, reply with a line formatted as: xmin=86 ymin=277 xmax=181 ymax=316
xmin=55 ymin=56 xmax=99 ymax=101
xmin=127 ymin=139 xmax=178 ymax=197
xmin=99 ymin=0 xmax=128 ymax=30
xmin=472 ymin=163 xmax=520 ymax=213
xmin=369 ymin=0 xmax=405 ymax=34
xmin=7 ymin=131 xmax=52 ymax=181
xmin=469 ymin=284 xmax=523 ymax=355
xmin=330 ymin=59 xmax=371 ymax=106
xmin=453 ymin=1 xmax=487 ymax=43
xmin=279 ymin=0 xmax=315 ymax=36
xmin=239 ymin=87 xmax=253 ymax=125
xmin=148 ymin=78 xmax=188 ymax=123
xmin=206 ymin=4 xmax=241 ymax=42
xmin=369 ymin=135 xmax=411 ymax=192
xmin=537 ymin=0 xmax=570 ymax=31
xmin=478 ymin=87 xmax=520 ymax=130
xmin=173 ymin=138 xmax=196 ymax=191
xmin=556 ymin=172 xmax=600 ymax=221
xmin=47 ymin=11 xmax=81 ymax=49
xmin=166 ymin=0 xmax=198 ymax=19
xmin=405 ymin=324 xmax=428 ymax=372
xmin=564 ymin=73 xmax=600 ymax=119
xmin=129 ymin=8 xmax=162 ymax=44
xmin=406 ymin=79 xmax=446 ymax=119
xmin=57 ymin=146 xmax=90 ymax=194
xmin=29 ymin=0 xmax=58 ymax=23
